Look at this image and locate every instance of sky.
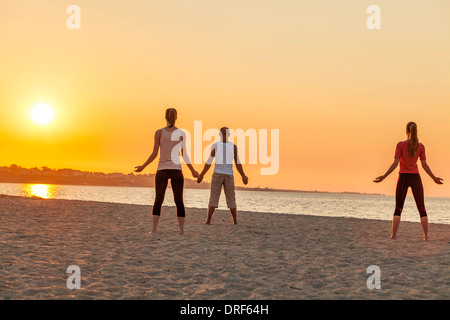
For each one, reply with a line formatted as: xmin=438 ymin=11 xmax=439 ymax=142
xmin=1 ymin=0 xmax=449 ymax=197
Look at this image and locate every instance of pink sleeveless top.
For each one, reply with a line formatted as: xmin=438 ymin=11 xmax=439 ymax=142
xmin=157 ymin=127 xmax=183 ymax=171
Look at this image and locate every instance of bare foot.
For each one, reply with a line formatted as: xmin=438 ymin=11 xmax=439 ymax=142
xmin=204 ymin=221 xmax=211 ymax=225
xmin=423 ymin=235 xmax=429 ymax=240
xmin=389 ymin=235 xmax=397 ymax=240
xmin=179 ymin=230 xmax=184 ymax=235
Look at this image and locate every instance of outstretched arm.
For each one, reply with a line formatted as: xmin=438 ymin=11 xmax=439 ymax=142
xmin=135 ymin=130 xmax=161 ymax=172
xmin=373 ymin=159 xmax=399 ymax=183
xmin=234 ymin=145 xmax=248 ymax=185
xmin=421 ymin=160 xmax=444 ymax=184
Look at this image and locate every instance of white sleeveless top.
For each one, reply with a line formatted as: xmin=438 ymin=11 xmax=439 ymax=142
xmin=157 ymin=127 xmax=184 ymax=171
xmin=212 ymin=141 xmax=234 ymax=175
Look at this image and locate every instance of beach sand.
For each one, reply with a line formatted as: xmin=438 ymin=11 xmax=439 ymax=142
xmin=0 ymin=195 xmax=448 ymax=300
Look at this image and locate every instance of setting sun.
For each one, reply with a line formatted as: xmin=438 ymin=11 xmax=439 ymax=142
xmin=30 ymin=103 xmax=55 ymax=125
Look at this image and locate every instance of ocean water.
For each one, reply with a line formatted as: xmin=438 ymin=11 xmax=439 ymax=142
xmin=0 ymin=182 xmax=449 ymax=225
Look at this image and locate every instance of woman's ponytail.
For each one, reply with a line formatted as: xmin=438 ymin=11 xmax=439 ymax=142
xmin=165 ymin=108 xmax=177 ymax=128
xmin=407 ymin=122 xmax=419 ymax=157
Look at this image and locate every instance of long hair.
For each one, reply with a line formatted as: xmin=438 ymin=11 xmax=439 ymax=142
xmin=165 ymin=108 xmax=177 ymax=128
xmin=406 ymin=121 xmax=419 ymax=157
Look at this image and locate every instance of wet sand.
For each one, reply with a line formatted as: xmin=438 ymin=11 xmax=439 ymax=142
xmin=0 ymin=195 xmax=448 ymax=300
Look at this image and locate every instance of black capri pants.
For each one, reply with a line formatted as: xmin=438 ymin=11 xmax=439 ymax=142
xmin=152 ymin=169 xmax=185 ymax=218
xmin=394 ymin=173 xmax=427 ymax=218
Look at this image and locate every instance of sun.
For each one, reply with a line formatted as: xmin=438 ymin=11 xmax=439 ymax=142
xmin=30 ymin=103 xmax=55 ymax=125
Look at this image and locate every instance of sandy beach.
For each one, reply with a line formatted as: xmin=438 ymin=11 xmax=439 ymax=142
xmin=0 ymin=194 xmax=448 ymax=300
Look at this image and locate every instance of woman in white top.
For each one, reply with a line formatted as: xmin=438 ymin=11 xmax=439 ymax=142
xmin=135 ymin=108 xmax=198 ymax=235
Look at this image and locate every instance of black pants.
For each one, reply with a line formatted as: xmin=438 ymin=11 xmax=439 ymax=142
xmin=153 ymin=169 xmax=185 ymax=217
xmin=394 ymin=173 xmax=427 ymax=218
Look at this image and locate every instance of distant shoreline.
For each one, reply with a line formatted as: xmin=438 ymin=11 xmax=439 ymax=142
xmin=235 ymin=186 xmax=386 ymax=196
xmin=6 ymin=165 xmax=450 ymax=198
xmin=0 ymin=164 xmax=388 ymax=196
xmin=0 ymin=178 xmax=386 ymax=197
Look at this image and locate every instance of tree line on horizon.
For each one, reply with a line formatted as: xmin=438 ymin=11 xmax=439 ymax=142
xmin=0 ymin=164 xmax=209 ymax=189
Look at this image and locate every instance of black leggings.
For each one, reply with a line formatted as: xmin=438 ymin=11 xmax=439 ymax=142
xmin=394 ymin=173 xmax=427 ymax=218
xmin=153 ymin=169 xmax=185 ymax=218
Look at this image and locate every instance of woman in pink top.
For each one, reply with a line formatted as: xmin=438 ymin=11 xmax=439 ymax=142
xmin=374 ymin=122 xmax=443 ymax=240
xmin=135 ymin=108 xmax=199 ymax=235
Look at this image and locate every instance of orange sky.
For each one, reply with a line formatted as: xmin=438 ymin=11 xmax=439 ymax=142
xmin=1 ymin=0 xmax=449 ymax=197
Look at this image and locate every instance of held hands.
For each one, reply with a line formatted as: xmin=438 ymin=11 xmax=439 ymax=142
xmin=191 ymin=169 xmax=200 ymax=179
xmin=373 ymin=175 xmax=385 ymax=183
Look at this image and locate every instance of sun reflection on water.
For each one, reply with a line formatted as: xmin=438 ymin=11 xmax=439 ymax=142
xmin=23 ymin=184 xmax=56 ymax=199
